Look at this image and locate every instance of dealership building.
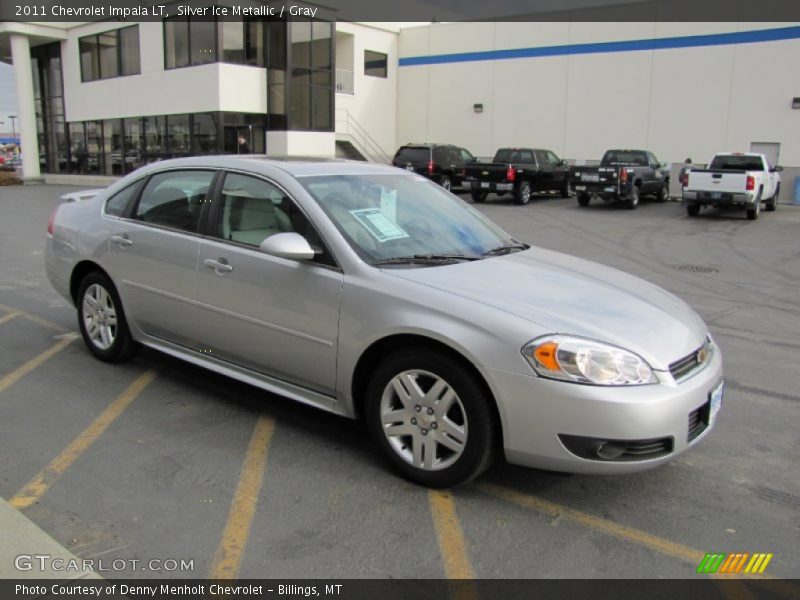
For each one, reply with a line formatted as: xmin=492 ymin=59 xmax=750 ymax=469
xmin=1 ymin=16 xmax=799 ymax=191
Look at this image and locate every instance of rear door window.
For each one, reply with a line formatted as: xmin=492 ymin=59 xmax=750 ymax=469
xmin=105 ymin=180 xmax=142 ymax=217
xmin=134 ymin=170 xmax=215 ymax=233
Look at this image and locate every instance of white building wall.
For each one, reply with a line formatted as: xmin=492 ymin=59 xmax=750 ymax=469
xmin=63 ymin=22 xmax=266 ymax=122
xmin=334 ymin=22 xmax=397 ymax=161
xmin=397 ymin=22 xmax=800 ymax=166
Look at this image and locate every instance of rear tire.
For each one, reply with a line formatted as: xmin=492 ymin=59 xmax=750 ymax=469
xmin=440 ymin=176 xmax=452 ymax=193
xmin=365 ymin=348 xmax=498 ymax=488
xmin=470 ymin=190 xmax=487 ymax=203
xmin=766 ymin=184 xmax=779 ymax=212
xmin=625 ymin=185 xmax=640 ymax=209
xmin=561 ymin=178 xmax=573 ymax=198
xmin=77 ymin=272 xmax=139 ymax=363
xmin=577 ymin=193 xmax=591 ymax=207
xmin=656 ymin=183 xmax=668 ymax=203
xmin=686 ymin=203 xmax=700 ymax=217
xmin=514 ymin=181 xmax=532 ymax=205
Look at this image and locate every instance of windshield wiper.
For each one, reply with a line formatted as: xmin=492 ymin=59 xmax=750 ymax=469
xmin=372 ymin=254 xmax=482 ymax=266
xmin=482 ymin=243 xmax=530 ymax=257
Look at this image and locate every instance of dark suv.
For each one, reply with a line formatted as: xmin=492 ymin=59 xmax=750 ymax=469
xmin=392 ymin=144 xmax=475 ymax=192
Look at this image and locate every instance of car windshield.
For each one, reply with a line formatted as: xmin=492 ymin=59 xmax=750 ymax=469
xmin=601 ymin=151 xmax=648 ymax=166
xmin=299 ymin=174 xmax=518 ymax=266
xmin=708 ymin=155 xmax=765 ymax=171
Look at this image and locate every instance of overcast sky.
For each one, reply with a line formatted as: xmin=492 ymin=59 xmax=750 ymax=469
xmin=0 ymin=62 xmax=18 ymax=134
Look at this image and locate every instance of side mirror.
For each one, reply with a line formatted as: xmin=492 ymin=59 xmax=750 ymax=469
xmin=773 ymin=166 xmax=783 ymax=172
xmin=559 ymin=159 xmax=567 ymax=166
xmin=259 ymin=232 xmax=316 ymax=261
xmin=661 ymin=162 xmax=668 ymax=169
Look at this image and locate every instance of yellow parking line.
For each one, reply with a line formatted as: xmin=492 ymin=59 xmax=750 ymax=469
xmin=0 ymin=311 xmax=21 ymax=326
xmin=209 ymin=415 xmax=275 ymax=580
xmin=9 ymin=370 xmax=157 ymax=509
xmin=0 ymin=302 xmax=68 ymax=333
xmin=429 ymin=490 xmax=480 ymax=600
xmin=479 ymin=482 xmax=706 ymax=565
xmin=0 ymin=335 xmax=77 ymax=395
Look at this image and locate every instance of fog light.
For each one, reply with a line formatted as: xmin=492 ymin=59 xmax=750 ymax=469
xmin=596 ymin=442 xmax=626 ymax=459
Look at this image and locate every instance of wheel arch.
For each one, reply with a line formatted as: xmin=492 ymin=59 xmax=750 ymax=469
xmin=70 ymin=260 xmax=113 ymax=304
xmin=350 ymin=333 xmax=504 ymax=445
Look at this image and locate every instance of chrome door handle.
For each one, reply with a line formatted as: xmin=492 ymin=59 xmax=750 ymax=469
xmin=110 ymin=235 xmax=133 ymax=247
xmin=204 ymin=258 xmax=233 ymax=273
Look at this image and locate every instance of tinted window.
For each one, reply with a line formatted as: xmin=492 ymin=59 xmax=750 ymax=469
xmin=493 ymin=149 xmax=533 ymax=163
xmin=708 ymin=155 xmax=765 ymax=171
xmin=120 ymin=26 xmax=140 ymax=76
xmin=545 ymin=151 xmax=561 ymax=166
xmin=364 ymin=50 xmax=387 ymax=77
xmin=105 ymin=181 xmax=141 ymax=217
xmin=394 ymin=147 xmax=430 ymax=164
xmin=460 ymin=148 xmax=474 ymax=162
xmin=135 ymin=170 xmax=215 ymax=232
xmin=217 ymin=173 xmax=335 ymax=266
xmin=164 ymin=18 xmax=189 ymax=68
xmin=601 ymin=151 xmax=648 ymax=166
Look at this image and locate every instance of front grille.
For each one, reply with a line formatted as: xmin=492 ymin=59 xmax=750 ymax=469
xmin=670 ymin=338 xmax=712 ymax=381
xmin=688 ymin=401 xmax=710 ymax=442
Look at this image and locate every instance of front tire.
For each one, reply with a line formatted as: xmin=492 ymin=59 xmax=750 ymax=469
xmin=470 ymin=190 xmax=487 ymax=203
xmin=77 ymin=272 xmax=139 ymax=362
xmin=365 ymin=348 xmax=497 ymax=488
xmin=514 ymin=181 xmax=532 ymax=205
xmin=577 ymin=193 xmax=591 ymax=207
xmin=686 ymin=203 xmax=700 ymax=217
xmin=656 ymin=183 xmax=668 ymax=202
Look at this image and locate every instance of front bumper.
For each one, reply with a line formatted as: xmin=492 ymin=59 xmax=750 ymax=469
xmin=463 ymin=180 xmax=514 ymax=193
xmin=488 ymin=347 xmax=723 ymax=474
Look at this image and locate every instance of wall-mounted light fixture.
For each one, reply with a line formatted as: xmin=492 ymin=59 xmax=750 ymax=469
xmin=473 ymin=103 xmax=484 ymax=113
xmin=792 ymin=97 xmax=800 ymax=109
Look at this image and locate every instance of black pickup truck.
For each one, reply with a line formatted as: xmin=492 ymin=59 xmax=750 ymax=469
xmin=571 ymin=149 xmax=670 ymax=209
xmin=462 ymin=148 xmax=572 ymax=205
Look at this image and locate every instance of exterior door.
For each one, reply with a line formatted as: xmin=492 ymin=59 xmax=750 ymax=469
xmin=105 ymin=169 xmax=217 ymax=347
xmin=195 ymin=171 xmax=343 ymax=395
xmin=533 ymin=150 xmax=554 ymax=191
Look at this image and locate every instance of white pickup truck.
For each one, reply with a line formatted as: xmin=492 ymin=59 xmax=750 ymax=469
xmin=682 ymin=152 xmax=782 ymax=220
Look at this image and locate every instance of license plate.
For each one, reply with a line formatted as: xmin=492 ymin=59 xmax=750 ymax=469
xmin=575 ymin=185 xmax=586 ymax=191
xmin=604 ymin=186 xmax=615 ymax=192
xmin=711 ymin=192 xmax=721 ymax=199
xmin=709 ymin=381 xmax=723 ymax=425
xmin=405 ymin=165 xmax=415 ymax=171
xmin=481 ymin=182 xmax=490 ymax=189
xmin=584 ymin=175 xmax=599 ymax=182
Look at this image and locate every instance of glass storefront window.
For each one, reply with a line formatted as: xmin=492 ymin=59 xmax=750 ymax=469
xmin=124 ymin=118 xmax=145 ymax=172
xmin=167 ymin=114 xmax=191 ymax=157
xmin=193 ymin=113 xmax=219 ymax=155
xmin=85 ymin=121 xmax=103 ymax=174
xmin=103 ymin=119 xmax=123 ymax=176
xmin=144 ymin=115 xmax=166 ymax=163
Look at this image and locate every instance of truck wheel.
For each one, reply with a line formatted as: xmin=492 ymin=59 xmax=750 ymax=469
xmin=656 ymin=184 xmax=668 ymax=203
xmin=686 ymin=203 xmax=700 ymax=217
xmin=577 ymin=193 xmax=591 ymax=207
xmin=514 ymin=181 xmax=532 ymax=205
xmin=625 ymin=186 xmax=640 ymax=209
xmin=561 ymin=179 xmax=573 ymax=198
xmin=766 ymin=184 xmax=779 ymax=212
xmin=440 ymin=176 xmax=452 ymax=193
xmin=470 ymin=190 xmax=487 ymax=203
xmin=746 ymin=199 xmax=760 ymax=220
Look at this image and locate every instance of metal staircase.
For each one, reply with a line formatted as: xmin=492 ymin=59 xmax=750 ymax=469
xmin=334 ymin=109 xmax=392 ymax=164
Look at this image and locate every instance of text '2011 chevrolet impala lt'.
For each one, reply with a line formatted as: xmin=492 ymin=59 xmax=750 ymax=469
xmin=45 ymin=157 xmax=723 ymax=487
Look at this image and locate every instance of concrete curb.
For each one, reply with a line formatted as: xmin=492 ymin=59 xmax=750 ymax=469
xmin=0 ymin=497 xmax=102 ymax=580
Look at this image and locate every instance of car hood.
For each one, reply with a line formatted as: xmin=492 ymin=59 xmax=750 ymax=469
xmin=385 ymin=248 xmax=707 ymax=371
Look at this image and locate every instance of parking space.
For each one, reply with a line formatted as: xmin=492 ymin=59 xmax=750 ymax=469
xmin=1 ymin=184 xmax=799 ymax=585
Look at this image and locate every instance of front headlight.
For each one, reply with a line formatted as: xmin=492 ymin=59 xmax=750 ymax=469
xmin=521 ymin=335 xmax=657 ymax=386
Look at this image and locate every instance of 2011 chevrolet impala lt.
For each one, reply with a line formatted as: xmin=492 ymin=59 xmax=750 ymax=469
xmin=45 ymin=157 xmax=723 ymax=487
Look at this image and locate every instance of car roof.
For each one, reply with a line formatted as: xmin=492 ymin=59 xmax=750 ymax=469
xmin=122 ymin=155 xmax=404 ymax=178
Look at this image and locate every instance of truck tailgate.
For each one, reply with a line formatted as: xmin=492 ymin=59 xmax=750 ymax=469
xmin=465 ymin=163 xmax=510 ymax=183
xmin=572 ymin=166 xmax=619 ymax=186
xmin=688 ymin=171 xmax=747 ymax=193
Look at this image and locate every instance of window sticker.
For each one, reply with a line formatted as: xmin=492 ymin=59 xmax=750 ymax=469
xmin=380 ymin=187 xmax=397 ymax=222
xmin=350 ymin=208 xmax=410 ymax=243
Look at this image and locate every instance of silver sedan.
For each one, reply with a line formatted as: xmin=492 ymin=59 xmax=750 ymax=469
xmin=45 ymin=157 xmax=723 ymax=487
